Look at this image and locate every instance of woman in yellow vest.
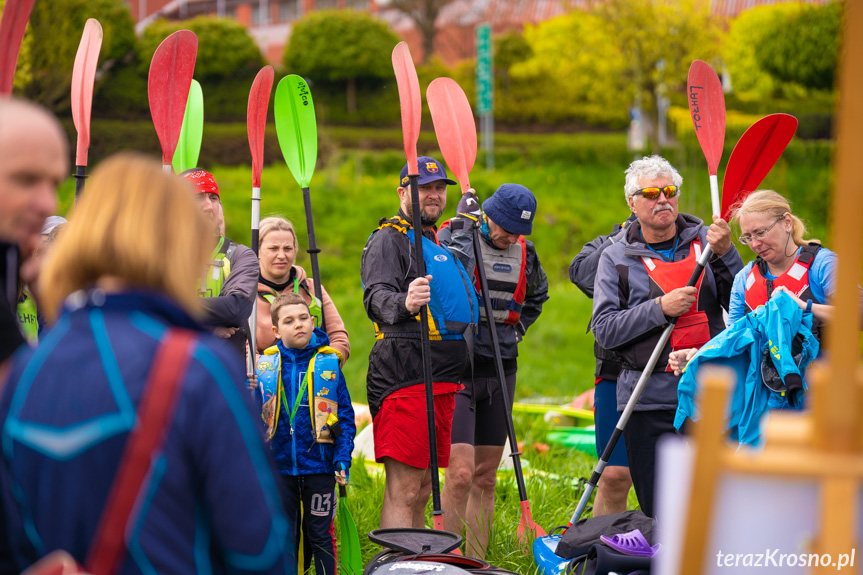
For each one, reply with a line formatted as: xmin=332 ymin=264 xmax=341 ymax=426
xmin=254 ymin=216 xmax=350 ymax=363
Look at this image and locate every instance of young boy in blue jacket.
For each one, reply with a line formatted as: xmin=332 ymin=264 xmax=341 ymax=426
xmin=256 ymin=292 xmax=355 ymax=575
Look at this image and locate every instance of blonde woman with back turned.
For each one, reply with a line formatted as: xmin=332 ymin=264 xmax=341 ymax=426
xmin=0 ymin=153 xmax=291 ymax=574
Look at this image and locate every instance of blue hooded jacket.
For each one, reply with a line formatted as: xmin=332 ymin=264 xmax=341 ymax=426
xmin=675 ymin=291 xmax=819 ymax=446
xmin=256 ymin=328 xmax=355 ymax=476
xmin=0 ymin=290 xmax=291 ymax=574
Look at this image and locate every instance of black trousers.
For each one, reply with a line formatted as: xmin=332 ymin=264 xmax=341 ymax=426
xmin=282 ymin=473 xmax=337 ymax=575
xmin=622 ymin=409 xmax=679 ymax=518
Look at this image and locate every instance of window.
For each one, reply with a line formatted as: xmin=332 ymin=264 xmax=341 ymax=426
xmin=279 ymin=0 xmax=299 ymax=21
xmin=315 ymin=0 xmax=338 ymax=9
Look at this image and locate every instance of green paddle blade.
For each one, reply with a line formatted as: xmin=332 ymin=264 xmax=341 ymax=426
xmin=338 ymin=486 xmax=362 ymax=575
xmin=172 ymin=79 xmax=204 ymax=173
xmin=274 ymin=74 xmax=317 ymax=188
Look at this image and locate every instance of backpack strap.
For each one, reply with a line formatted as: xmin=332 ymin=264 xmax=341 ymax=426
xmin=85 ymin=329 xmax=196 ymax=575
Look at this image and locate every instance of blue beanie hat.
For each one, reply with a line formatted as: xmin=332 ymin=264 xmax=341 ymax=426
xmin=482 ymin=184 xmax=536 ymax=236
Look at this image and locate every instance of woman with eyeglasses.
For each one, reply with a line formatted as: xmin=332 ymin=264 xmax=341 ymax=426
xmin=669 ymin=189 xmax=836 ymax=375
xmin=728 ymin=190 xmax=835 ymax=329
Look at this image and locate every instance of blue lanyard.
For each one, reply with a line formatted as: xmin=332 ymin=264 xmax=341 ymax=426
xmin=640 ymin=230 xmax=679 ymax=262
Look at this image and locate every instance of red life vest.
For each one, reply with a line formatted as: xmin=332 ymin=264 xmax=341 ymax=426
xmin=641 ymin=239 xmax=711 ymax=369
xmin=744 ymin=244 xmax=822 ymax=313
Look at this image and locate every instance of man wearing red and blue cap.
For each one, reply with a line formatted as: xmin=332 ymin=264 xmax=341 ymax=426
xmin=183 ymin=168 xmax=259 ymax=360
xmin=361 ymin=156 xmax=479 ymax=529
xmin=438 ymin=183 xmax=549 ymax=557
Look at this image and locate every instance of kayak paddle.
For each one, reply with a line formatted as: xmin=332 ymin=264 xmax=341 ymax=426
xmin=0 ymin=0 xmax=36 ymax=96
xmin=687 ymin=60 xmax=726 ymax=217
xmin=274 ymin=74 xmax=327 ymax=333
xmin=71 ymin=18 xmax=103 ymax=199
xmin=248 ymin=65 xmax=273 ymax=258
xmin=148 ymin=30 xmax=197 ymax=172
xmin=721 ymin=113 xmax=798 ymax=220
xmin=338 ymin=484 xmax=362 ymax=575
xmin=246 ymin=65 xmax=274 ymax=368
xmin=427 ymin=76 xmax=547 ymax=550
xmin=171 ymin=79 xmax=204 ymax=173
xmin=392 ymin=40 xmax=444 ymax=531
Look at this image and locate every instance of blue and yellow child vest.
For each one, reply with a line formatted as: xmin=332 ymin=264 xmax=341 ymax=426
xmin=256 ymin=345 xmax=343 ymax=443
xmin=198 ymin=237 xmax=234 ymax=298
xmin=370 ymin=216 xmax=479 ymax=341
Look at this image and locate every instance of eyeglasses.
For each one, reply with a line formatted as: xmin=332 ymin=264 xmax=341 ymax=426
xmin=739 ymin=217 xmax=784 ymax=245
xmin=633 ymin=185 xmax=679 ymax=200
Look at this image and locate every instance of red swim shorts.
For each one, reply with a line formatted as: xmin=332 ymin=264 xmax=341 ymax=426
xmin=373 ymin=382 xmax=459 ymax=468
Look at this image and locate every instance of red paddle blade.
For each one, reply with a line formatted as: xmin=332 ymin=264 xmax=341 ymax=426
xmin=71 ymin=19 xmax=103 ymax=167
xmin=392 ymin=42 xmax=421 ymax=175
xmin=0 ymin=0 xmax=37 ymax=96
xmin=148 ymin=30 xmax=198 ymax=167
xmin=427 ymin=77 xmax=477 ymax=193
xmin=687 ymin=60 xmax=725 ymax=175
xmin=721 ymin=113 xmax=798 ymax=220
xmin=247 ymin=65 xmax=274 ymax=188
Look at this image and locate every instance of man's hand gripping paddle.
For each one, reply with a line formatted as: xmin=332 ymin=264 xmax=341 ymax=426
xmin=392 ymin=41 xmax=445 ymax=531
xmin=70 ymin=18 xmax=102 ymax=199
xmin=274 ymin=74 xmax=327 ymax=333
xmin=427 ymin=76 xmax=547 ymax=550
xmin=688 ymin=60 xmax=725 ymax=216
xmin=0 ymin=0 xmax=36 ymax=96
xmin=245 ymin=65 xmax=273 ymax=375
xmin=171 ymin=79 xmax=204 ymax=173
xmin=148 ymin=30 xmax=197 ymax=173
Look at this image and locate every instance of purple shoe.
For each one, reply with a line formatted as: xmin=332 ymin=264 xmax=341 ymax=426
xmin=599 ymin=529 xmax=661 ymax=557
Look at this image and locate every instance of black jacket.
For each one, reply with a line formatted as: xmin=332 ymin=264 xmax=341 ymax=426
xmin=569 ymin=215 xmax=636 ymax=380
xmin=361 ymin=210 xmax=469 ymax=418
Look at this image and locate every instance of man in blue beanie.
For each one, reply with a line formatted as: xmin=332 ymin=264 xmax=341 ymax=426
xmin=439 ymin=183 xmax=549 ymax=557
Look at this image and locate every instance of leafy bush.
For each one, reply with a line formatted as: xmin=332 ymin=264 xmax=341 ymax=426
xmin=723 ymin=2 xmax=842 ymax=101
xmin=755 ymin=2 xmax=842 ymax=91
xmin=284 ymin=10 xmax=399 ymax=116
xmin=138 ymin=16 xmax=263 ymax=80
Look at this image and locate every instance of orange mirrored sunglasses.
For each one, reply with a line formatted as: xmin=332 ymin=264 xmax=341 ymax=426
xmin=634 ymin=185 xmax=679 ymax=200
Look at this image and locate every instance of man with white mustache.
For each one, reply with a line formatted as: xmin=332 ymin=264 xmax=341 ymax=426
xmin=591 ymin=155 xmax=743 ymax=517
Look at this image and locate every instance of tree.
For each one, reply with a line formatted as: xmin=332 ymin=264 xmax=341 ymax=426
xmin=592 ymin=0 xmax=721 ymax=152
xmin=494 ymin=30 xmax=532 ymax=96
xmin=756 ymin=2 xmax=841 ymax=92
xmin=138 ymin=16 xmax=263 ymax=80
xmin=507 ymin=12 xmax=631 ymax=126
xmin=15 ymin=0 xmax=136 ymax=112
xmin=284 ymin=10 xmax=399 ymax=114
xmin=384 ymin=0 xmax=455 ymax=64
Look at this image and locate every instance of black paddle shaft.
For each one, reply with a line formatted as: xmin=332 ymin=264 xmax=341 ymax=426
xmin=74 ymin=165 xmax=86 ymax=199
xmin=302 ymin=186 xmax=327 ymax=333
xmin=568 ymin=245 xmax=713 ymax=525
xmin=408 ymin=173 xmax=443 ymax=520
xmin=471 ymin=227 xmax=529 ymax=502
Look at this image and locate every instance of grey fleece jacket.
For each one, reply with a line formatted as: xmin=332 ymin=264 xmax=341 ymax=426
xmin=592 ymin=214 xmax=743 ymax=411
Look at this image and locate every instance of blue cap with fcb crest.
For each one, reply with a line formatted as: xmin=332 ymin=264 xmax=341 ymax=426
xmin=399 ymin=156 xmax=457 ymax=187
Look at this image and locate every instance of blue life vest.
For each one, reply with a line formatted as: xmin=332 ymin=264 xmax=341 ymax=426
xmin=257 ymin=345 xmax=342 ymax=443
xmin=371 ymin=216 xmax=479 ymax=341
